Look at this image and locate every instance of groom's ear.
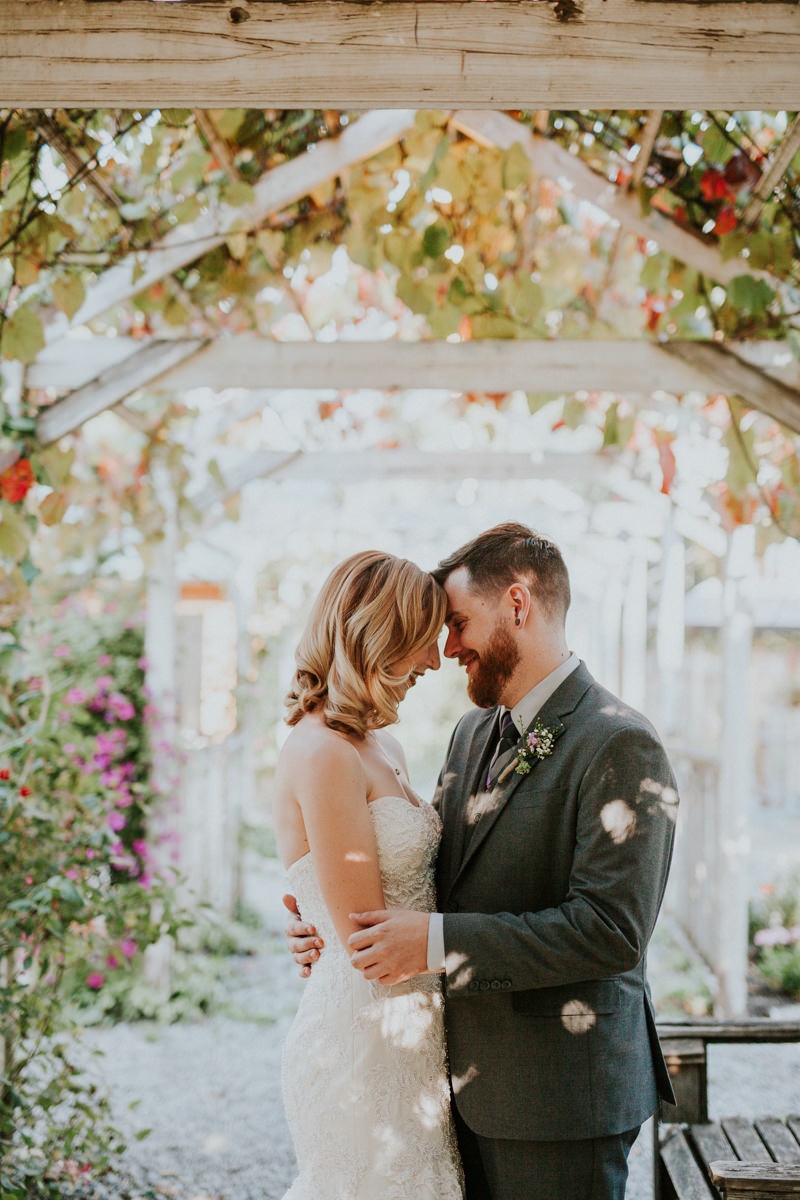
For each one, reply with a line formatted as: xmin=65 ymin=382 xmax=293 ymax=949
xmin=507 ymin=582 xmax=532 ymax=627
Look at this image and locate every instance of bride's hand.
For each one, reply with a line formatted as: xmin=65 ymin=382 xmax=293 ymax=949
xmin=283 ymin=893 xmax=324 ymax=978
xmin=347 ymin=908 xmax=430 ymax=986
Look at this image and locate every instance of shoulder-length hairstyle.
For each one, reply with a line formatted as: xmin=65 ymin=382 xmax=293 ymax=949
xmin=285 ymin=551 xmax=446 ymax=738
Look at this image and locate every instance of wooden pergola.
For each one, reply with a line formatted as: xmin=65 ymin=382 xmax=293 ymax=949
xmin=2 ymin=0 xmax=800 ymax=1016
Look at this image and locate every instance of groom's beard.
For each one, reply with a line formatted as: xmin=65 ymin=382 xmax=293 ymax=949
xmin=467 ymin=620 xmax=520 ymax=709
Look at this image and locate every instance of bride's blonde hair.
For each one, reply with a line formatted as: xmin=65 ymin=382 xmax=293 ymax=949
xmin=285 ymin=551 xmax=446 ymax=738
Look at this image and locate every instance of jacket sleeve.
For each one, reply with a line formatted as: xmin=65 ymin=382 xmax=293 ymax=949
xmin=442 ymin=724 xmax=678 ymax=996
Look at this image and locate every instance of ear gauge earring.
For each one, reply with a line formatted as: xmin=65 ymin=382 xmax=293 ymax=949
xmin=515 ymin=616 xmax=521 ymax=626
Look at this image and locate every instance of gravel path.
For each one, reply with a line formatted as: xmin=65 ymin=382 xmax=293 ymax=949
xmin=78 ymin=865 xmax=800 ymax=1200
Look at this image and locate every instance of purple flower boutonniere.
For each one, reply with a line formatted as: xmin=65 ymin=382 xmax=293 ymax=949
xmin=513 ymin=720 xmax=564 ymax=777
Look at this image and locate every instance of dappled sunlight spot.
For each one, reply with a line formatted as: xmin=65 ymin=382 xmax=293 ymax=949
xmin=694 ymin=860 xmax=708 ymax=883
xmin=201 ymin=1131 xmax=230 ymax=1154
xmin=445 ymin=950 xmax=474 ymax=990
xmin=600 ymin=798 xmax=637 ymax=845
xmin=451 ymin=1064 xmax=479 ymax=1094
xmin=561 ymin=999 xmax=597 ymax=1035
xmin=599 ymin=703 xmax=627 ymax=717
xmin=379 ymin=993 xmax=435 ymax=1048
xmin=640 ymin=777 xmax=679 ymax=821
xmin=413 ymin=1085 xmax=453 ymax=1131
xmin=345 ymin=849 xmax=369 ymax=863
xmin=465 ymin=788 xmax=504 ymax=827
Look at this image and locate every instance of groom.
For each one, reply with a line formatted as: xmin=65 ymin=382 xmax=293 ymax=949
xmin=288 ymin=523 xmax=678 ymax=1200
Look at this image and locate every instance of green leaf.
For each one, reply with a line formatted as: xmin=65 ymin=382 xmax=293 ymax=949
xmin=224 ymin=180 xmax=257 ymax=209
xmin=0 ymin=508 xmax=31 ymax=564
xmin=701 ymin=122 xmax=736 ymax=166
xmin=1 ymin=303 xmax=45 ymax=364
xmin=726 ymin=275 xmax=774 ymax=319
xmin=502 ymin=142 xmax=531 ymax=191
xmin=38 ymin=491 xmax=68 ymax=526
xmin=52 ymin=275 xmax=86 ymax=320
xmin=38 ymin=445 xmax=75 ymax=490
xmin=422 ymin=221 xmax=450 ymax=260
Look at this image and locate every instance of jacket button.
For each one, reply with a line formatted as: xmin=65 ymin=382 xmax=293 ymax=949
xmin=501 ymin=980 xmax=512 ymax=990
xmin=490 ymin=979 xmax=501 ymax=990
xmin=479 ymin=979 xmax=490 ymax=992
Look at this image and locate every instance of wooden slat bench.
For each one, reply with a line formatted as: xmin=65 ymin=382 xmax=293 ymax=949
xmin=655 ymin=1021 xmax=800 ymax=1200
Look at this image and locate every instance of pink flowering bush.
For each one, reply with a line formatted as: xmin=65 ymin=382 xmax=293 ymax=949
xmin=748 ymin=871 xmax=800 ymax=999
xmin=0 ymin=612 xmax=183 ymax=1196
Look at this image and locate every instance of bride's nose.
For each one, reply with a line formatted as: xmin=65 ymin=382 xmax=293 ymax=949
xmin=426 ymin=643 xmax=441 ymax=671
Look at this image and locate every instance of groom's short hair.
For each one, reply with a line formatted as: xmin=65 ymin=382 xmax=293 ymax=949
xmin=433 ymin=522 xmax=571 ymax=620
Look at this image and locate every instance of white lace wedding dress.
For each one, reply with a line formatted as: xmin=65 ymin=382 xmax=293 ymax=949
xmin=281 ymin=796 xmax=464 ymax=1199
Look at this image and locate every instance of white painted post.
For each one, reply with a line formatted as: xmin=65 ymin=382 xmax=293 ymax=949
xmin=621 ymin=551 xmax=648 ymax=712
xmin=715 ymin=526 xmax=755 ymax=1017
xmin=142 ymin=453 xmax=179 ymax=994
xmin=657 ymin=513 xmax=686 ymax=738
xmin=600 ymin=572 xmax=623 ymax=697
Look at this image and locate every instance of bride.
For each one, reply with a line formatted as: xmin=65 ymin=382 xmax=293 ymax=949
xmin=272 ymin=550 xmax=464 ymax=1200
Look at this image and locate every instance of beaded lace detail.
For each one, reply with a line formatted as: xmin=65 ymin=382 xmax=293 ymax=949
xmin=281 ymin=797 xmax=463 ymax=1199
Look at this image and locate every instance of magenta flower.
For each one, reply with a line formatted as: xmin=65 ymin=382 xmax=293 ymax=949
xmin=97 ymin=654 xmax=112 ymax=667
xmin=63 ymin=742 xmax=77 ymax=754
xmin=105 ymin=953 xmax=120 ymax=969
xmin=65 ymin=687 xmax=86 ymax=705
xmin=107 ymin=810 xmax=126 ymax=832
xmin=95 ymin=675 xmax=114 ymax=692
xmin=132 ymin=838 xmax=149 ymax=859
xmin=53 ymin=644 xmax=72 ymax=659
xmin=85 ymin=848 xmax=97 ymax=860
xmin=139 ymin=873 xmax=153 ymax=891
xmin=107 ymin=693 xmax=136 ymax=721
xmin=86 ymin=972 xmax=105 ymax=990
xmin=137 ymin=656 xmax=149 ymax=670
xmin=120 ymin=938 xmax=138 ymax=959
xmin=65 ymin=868 xmax=79 ymax=881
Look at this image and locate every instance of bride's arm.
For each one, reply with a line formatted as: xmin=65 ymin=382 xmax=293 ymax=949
xmin=296 ymin=738 xmax=386 ymax=952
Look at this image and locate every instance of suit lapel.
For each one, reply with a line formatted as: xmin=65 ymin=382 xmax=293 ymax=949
xmin=443 ymin=662 xmax=595 ymax=903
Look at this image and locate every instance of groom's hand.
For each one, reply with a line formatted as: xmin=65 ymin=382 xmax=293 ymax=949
xmin=348 ymin=908 xmax=430 ymax=986
xmin=283 ymin=893 xmax=324 ymax=978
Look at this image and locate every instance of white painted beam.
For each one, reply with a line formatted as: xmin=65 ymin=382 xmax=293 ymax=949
xmin=157 ymin=337 xmax=716 ymax=396
xmin=663 ymin=341 xmax=800 ymax=432
xmin=29 ymin=336 xmax=800 ymax=398
xmin=194 ymin=449 xmax=610 ymax=509
xmin=2 ymin=1 xmax=798 ymax=109
xmin=35 ymin=338 xmax=207 ymax=445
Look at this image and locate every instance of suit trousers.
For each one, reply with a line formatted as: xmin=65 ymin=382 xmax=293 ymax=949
xmin=453 ymin=1100 xmax=640 ymax=1200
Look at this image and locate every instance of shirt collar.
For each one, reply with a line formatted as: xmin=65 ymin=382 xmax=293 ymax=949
xmin=503 ymin=653 xmax=580 ymax=735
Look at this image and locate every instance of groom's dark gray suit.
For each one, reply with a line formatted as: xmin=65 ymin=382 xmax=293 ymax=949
xmin=433 ymin=661 xmax=677 ymax=1193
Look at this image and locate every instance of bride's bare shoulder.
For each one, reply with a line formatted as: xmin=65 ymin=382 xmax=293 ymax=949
xmin=280 ymin=714 xmax=363 ymax=781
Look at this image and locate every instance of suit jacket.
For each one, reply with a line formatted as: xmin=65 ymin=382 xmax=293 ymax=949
xmin=434 ymin=661 xmax=678 ymax=1142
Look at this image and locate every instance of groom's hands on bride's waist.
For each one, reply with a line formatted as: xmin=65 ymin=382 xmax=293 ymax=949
xmin=348 ymin=908 xmax=431 ymax=986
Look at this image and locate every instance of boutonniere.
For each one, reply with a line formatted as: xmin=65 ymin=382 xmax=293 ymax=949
xmin=496 ymin=720 xmax=565 ymax=785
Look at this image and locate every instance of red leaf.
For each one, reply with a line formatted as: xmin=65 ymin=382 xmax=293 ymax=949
xmin=700 ymin=168 xmax=733 ymax=203
xmin=714 ymin=207 xmax=738 ymax=235
xmin=655 ymin=435 xmax=677 ymax=495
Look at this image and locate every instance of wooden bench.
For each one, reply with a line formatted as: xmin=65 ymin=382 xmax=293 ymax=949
xmin=655 ymin=1020 xmax=800 ymax=1200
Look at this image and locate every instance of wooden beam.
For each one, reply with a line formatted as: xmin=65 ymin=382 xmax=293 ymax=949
xmin=630 ymin=111 xmax=662 ymax=191
xmin=41 ymin=109 xmax=417 ymax=343
xmin=194 ymin=448 xmax=611 ymax=509
xmin=743 ymin=114 xmax=800 ymax=226
xmin=2 ymin=1 xmax=799 ymax=109
xmin=35 ymin=338 xmax=207 ymax=445
xmin=662 ymin=341 xmax=800 ymax=432
xmin=453 ymin=111 xmax=780 ymax=289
